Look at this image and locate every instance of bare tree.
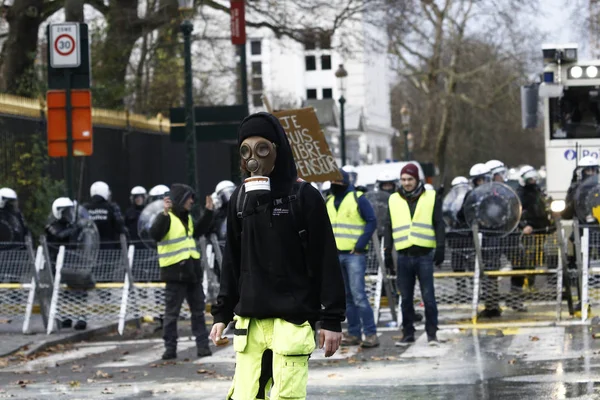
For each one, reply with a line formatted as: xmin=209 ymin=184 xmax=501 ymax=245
xmin=387 ymin=0 xmax=540 ymax=177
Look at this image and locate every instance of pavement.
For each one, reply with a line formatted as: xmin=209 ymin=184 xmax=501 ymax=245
xmin=1 ymin=318 xmax=600 ymax=399
xmin=0 ymin=315 xmax=127 ymax=358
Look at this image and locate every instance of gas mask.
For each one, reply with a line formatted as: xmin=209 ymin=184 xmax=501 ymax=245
xmin=59 ymin=207 xmax=75 ymax=223
xmin=240 ymin=136 xmax=277 ymax=177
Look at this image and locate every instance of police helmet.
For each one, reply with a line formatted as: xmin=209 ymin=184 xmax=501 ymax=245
xmin=52 ymin=197 xmax=75 ymax=220
xmin=90 ymin=181 xmax=110 ymax=201
xmin=0 ymin=187 xmax=17 ymax=209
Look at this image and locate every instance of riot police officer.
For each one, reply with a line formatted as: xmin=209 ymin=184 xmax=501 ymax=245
xmin=125 ymin=186 xmax=147 ymax=248
xmin=83 ymin=181 xmax=128 ymax=249
xmin=148 ymin=185 xmax=170 ymax=204
xmin=0 ymin=188 xmax=28 ymax=247
xmin=563 ymin=156 xmax=599 ymax=221
xmin=486 ymin=160 xmax=508 ymax=183
xmin=516 ymin=166 xmax=554 ymax=293
xmin=45 ymin=197 xmax=90 ymax=330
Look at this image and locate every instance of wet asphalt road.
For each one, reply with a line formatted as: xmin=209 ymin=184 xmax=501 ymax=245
xmin=0 ymin=324 xmax=599 ymax=399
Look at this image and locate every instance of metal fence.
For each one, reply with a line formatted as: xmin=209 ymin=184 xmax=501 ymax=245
xmin=2 ymin=220 xmax=598 ymax=336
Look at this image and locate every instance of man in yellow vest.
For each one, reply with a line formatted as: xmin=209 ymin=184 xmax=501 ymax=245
xmin=150 ymin=183 xmax=214 ymax=360
xmin=385 ymin=163 xmax=445 ymax=346
xmin=327 ymin=169 xmax=379 ymax=348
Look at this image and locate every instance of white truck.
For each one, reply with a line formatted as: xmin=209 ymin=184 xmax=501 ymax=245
xmin=534 ymin=43 xmax=600 ymax=208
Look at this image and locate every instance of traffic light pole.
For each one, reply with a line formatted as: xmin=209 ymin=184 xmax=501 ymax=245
xmin=181 ymin=19 xmax=198 ymax=193
xmin=65 ymin=69 xmax=74 ymax=200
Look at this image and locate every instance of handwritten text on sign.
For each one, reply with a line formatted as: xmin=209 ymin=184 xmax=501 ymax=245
xmin=275 ymin=108 xmax=342 ymax=182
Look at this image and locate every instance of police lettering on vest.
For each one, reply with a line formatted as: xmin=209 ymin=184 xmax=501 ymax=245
xmin=326 ymin=192 xmax=367 ymax=251
xmin=389 ymin=190 xmax=436 ymax=251
xmin=157 ymin=212 xmax=200 ymax=267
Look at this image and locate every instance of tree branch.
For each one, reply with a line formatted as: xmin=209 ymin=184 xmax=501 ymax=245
xmin=85 ymin=0 xmax=109 ymax=15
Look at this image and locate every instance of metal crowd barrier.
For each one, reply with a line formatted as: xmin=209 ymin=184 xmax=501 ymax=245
xmin=0 ymin=221 xmax=589 ymax=336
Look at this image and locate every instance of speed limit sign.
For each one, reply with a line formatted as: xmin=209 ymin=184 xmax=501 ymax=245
xmin=49 ymin=23 xmax=80 ymax=68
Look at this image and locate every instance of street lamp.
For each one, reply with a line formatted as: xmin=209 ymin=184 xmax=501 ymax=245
xmin=335 ymin=64 xmax=348 ymax=166
xmin=179 ymin=0 xmax=198 ymax=192
xmin=400 ymin=105 xmax=411 ymax=161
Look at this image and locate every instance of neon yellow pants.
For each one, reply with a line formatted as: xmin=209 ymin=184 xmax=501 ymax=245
xmin=227 ymin=317 xmax=316 ymax=400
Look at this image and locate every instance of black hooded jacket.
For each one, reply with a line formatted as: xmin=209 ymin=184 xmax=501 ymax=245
xmin=149 ymin=183 xmax=213 ymax=283
xmin=211 ymin=112 xmax=346 ymax=332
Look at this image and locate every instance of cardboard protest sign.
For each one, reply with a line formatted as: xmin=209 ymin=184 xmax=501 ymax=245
xmin=274 ymin=108 xmax=342 ymax=182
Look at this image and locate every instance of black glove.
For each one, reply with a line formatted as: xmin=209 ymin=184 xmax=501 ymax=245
xmin=434 ymin=247 xmax=445 ymax=266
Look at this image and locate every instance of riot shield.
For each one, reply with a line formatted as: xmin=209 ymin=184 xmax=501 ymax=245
xmin=365 ymin=190 xmax=390 ymax=237
xmin=137 ymin=200 xmax=163 ymax=249
xmin=463 ymin=182 xmax=522 ymax=236
xmin=574 ymin=175 xmax=600 ymax=224
xmin=442 ymin=183 xmax=471 ymax=229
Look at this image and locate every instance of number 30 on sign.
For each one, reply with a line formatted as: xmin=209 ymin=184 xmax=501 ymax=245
xmin=49 ymin=23 xmax=81 ymax=68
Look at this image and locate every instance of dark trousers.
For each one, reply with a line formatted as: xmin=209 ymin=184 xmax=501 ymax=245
xmin=163 ymin=281 xmax=208 ymax=350
xmin=396 ymin=251 xmax=438 ymax=337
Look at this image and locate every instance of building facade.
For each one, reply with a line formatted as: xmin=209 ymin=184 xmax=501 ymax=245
xmin=244 ymin=11 xmax=396 ymax=166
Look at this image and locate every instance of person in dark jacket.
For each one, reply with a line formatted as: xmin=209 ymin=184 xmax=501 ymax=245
xmin=209 ymin=112 xmax=345 ymax=400
xmin=328 ymin=169 xmax=379 ymax=348
xmin=83 ymin=181 xmax=128 ymax=249
xmin=385 ymin=163 xmax=445 ymax=346
xmin=125 ymin=186 xmax=147 ymax=248
xmin=150 ymin=183 xmax=213 ymax=360
xmin=0 ymin=187 xmax=28 ymax=247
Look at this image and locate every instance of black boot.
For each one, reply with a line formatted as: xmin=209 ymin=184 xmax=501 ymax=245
xmin=162 ymin=348 xmax=177 ymax=360
xmin=74 ymin=320 xmax=87 ymax=330
xmin=197 ymin=343 xmax=212 ymax=358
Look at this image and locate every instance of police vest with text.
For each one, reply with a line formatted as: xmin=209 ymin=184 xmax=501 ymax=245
xmin=157 ymin=212 xmax=200 ymax=267
xmin=389 ymin=191 xmax=436 ymax=251
xmin=326 ymin=191 xmax=367 ymax=251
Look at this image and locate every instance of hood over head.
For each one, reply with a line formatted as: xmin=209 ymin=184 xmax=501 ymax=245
xmin=170 ymin=183 xmax=195 ymax=211
xmin=340 ymin=169 xmax=351 ymax=186
xmin=238 ymin=112 xmax=297 ymax=195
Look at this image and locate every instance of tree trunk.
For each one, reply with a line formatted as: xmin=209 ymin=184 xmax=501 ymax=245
xmin=93 ymin=0 xmax=141 ymax=109
xmin=64 ymin=0 xmax=84 ymax=21
xmin=0 ymin=0 xmax=45 ymax=96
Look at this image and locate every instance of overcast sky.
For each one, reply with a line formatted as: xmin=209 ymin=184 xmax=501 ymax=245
xmin=536 ymin=0 xmax=588 ymax=57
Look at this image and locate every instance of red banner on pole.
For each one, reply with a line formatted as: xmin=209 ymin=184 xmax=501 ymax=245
xmin=230 ymin=0 xmax=246 ymax=45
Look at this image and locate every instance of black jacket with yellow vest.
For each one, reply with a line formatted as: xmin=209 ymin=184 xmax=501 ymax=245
xmin=150 ymin=184 xmax=213 ymax=283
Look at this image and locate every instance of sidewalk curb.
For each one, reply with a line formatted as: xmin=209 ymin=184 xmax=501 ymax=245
xmin=19 ymin=319 xmax=138 ymax=357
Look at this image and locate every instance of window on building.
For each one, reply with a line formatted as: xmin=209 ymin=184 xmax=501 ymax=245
xmin=251 ymin=61 xmax=262 ymax=76
xmin=252 ymin=93 xmax=263 ymax=107
xmin=320 ymin=33 xmax=332 ymax=49
xmin=322 ymin=88 xmax=333 ymax=99
xmin=305 ymin=55 xmax=316 ymax=71
xmin=306 ymin=89 xmax=317 ymax=99
xmin=250 ymin=40 xmax=262 ymax=55
xmin=321 ymin=55 xmax=331 ymax=70
xmin=252 ymin=78 xmax=263 ymax=91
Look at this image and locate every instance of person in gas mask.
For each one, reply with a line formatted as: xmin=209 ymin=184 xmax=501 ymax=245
xmin=0 ymin=188 xmax=28 ymax=247
xmin=210 ymin=112 xmax=345 ymax=400
xmin=328 ymin=169 xmax=378 ymax=348
xmin=45 ymin=197 xmax=89 ymax=330
xmin=150 ymin=184 xmax=214 ymax=360
xmin=516 ymin=166 xmax=554 ymax=293
xmin=125 ymin=186 xmax=147 ymax=248
xmin=83 ymin=181 xmax=128 ymax=249
xmin=385 ymin=163 xmax=445 ymax=346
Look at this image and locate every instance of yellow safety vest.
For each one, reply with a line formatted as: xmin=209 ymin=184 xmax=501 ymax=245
xmin=326 ymin=191 xmax=367 ymax=251
xmin=157 ymin=212 xmax=200 ymax=267
xmin=389 ymin=190 xmax=436 ymax=251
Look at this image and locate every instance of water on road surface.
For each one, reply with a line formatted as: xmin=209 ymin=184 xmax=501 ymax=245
xmin=0 ymin=325 xmax=599 ymax=399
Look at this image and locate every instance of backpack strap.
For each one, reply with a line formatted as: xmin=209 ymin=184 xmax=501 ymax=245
xmin=288 ymin=181 xmax=312 ymax=278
